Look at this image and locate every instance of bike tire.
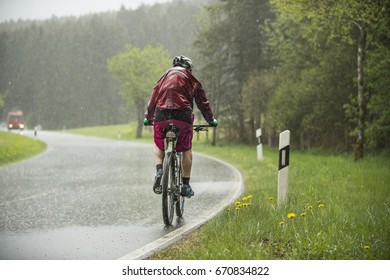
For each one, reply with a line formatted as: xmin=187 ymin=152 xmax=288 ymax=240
xmin=175 ymin=154 xmax=185 ymax=218
xmin=162 ymin=152 xmax=175 ymax=226
xmin=176 ymin=195 xmax=185 ymax=218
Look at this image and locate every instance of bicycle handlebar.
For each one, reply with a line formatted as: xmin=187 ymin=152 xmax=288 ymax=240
xmin=144 ymin=122 xmax=215 ymax=131
xmin=193 ymin=124 xmax=214 ymax=132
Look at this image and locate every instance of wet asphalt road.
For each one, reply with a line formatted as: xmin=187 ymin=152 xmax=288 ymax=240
xmin=0 ymin=130 xmax=239 ymax=259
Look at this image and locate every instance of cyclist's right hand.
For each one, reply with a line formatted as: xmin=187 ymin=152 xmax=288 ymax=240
xmin=210 ymin=119 xmax=219 ymax=127
xmin=143 ymin=118 xmax=152 ymax=126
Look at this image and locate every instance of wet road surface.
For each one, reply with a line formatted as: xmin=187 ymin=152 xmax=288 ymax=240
xmin=0 ymin=130 xmax=240 ymax=259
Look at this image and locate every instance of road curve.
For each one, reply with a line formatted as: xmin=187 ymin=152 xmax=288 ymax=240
xmin=0 ymin=130 xmax=243 ymax=260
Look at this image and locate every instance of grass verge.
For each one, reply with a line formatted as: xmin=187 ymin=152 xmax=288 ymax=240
xmin=65 ymin=124 xmax=390 ymax=259
xmin=0 ymin=131 xmax=47 ymax=166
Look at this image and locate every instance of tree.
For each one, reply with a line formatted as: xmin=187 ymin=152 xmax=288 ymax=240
xmin=241 ymin=70 xmax=277 ymax=145
xmin=107 ymin=45 xmax=170 ymax=138
xmin=0 ymin=94 xmax=4 ymax=110
xmin=271 ymin=0 xmax=389 ymax=158
xmin=193 ymin=3 xmax=227 ymax=145
xmin=194 ymin=0 xmax=274 ymax=143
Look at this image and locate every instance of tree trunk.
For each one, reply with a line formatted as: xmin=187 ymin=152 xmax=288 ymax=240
xmin=211 ymin=87 xmax=220 ymax=146
xmin=249 ymin=116 xmax=255 ymax=145
xmin=211 ymin=127 xmax=217 ymax=146
xmin=353 ymin=21 xmax=366 ymax=160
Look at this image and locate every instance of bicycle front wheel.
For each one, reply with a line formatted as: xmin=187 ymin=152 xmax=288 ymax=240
xmin=175 ymin=153 xmax=184 ymax=218
xmin=162 ymin=152 xmax=175 ymax=226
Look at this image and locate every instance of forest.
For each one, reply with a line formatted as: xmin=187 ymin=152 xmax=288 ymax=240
xmin=1 ymin=0 xmax=389 ymax=157
xmin=0 ymin=0 xmax=206 ymax=129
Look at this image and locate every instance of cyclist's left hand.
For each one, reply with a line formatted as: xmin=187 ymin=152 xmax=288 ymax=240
xmin=210 ymin=119 xmax=218 ymax=127
xmin=143 ymin=118 xmax=152 ymax=126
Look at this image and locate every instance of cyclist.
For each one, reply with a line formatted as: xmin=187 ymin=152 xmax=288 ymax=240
xmin=144 ymin=55 xmax=218 ymax=198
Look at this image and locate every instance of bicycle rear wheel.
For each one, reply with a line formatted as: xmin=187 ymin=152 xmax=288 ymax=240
xmin=162 ymin=152 xmax=175 ymax=226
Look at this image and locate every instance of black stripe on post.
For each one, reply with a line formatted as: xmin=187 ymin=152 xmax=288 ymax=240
xmin=278 ymin=145 xmax=290 ymax=170
xmin=257 ymin=135 xmax=262 ymax=145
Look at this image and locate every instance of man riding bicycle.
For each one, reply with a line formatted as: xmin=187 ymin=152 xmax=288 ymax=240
xmin=144 ymin=55 xmax=218 ymax=198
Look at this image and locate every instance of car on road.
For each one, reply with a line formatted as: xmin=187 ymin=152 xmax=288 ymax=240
xmin=7 ymin=111 xmax=25 ymax=131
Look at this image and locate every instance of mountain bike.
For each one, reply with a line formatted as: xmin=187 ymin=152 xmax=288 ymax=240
xmin=146 ymin=122 xmax=212 ymax=226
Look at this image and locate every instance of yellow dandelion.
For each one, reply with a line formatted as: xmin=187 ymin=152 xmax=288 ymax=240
xmin=227 ymin=208 xmax=231 ymax=212
xmin=317 ymin=200 xmax=322 ymax=204
xmin=247 ymin=195 xmax=253 ymax=199
xmin=300 ymin=212 xmax=306 ymax=217
xmin=235 ymin=201 xmax=241 ymax=206
xmin=308 ymin=205 xmax=313 ymax=210
xmin=242 ymin=197 xmax=247 ymax=201
xmin=318 ymin=204 xmax=325 ymax=208
xmin=235 ymin=207 xmax=241 ymax=211
xmin=363 ymin=245 xmax=370 ymax=250
xmin=268 ymin=196 xmax=273 ymax=200
xmin=287 ymin=213 xmax=296 ymax=219
xmin=279 ymin=221 xmax=285 ymax=225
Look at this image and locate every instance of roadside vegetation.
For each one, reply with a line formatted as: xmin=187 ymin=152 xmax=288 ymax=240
xmin=0 ymin=131 xmax=47 ymax=166
xmin=154 ymin=144 xmax=390 ymax=260
xmin=2 ymin=0 xmax=388 ymax=160
xmin=65 ymin=124 xmax=390 ymax=259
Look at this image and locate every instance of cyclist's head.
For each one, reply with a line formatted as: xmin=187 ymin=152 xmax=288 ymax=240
xmin=173 ymin=55 xmax=193 ymax=72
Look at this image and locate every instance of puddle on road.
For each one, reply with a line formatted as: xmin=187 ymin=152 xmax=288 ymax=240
xmin=0 ymin=224 xmax=170 ymax=260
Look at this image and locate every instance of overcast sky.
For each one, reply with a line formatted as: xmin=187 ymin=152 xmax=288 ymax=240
xmin=0 ymin=0 xmax=173 ymax=23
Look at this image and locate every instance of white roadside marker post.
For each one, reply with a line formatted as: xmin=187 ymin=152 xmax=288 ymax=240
xmin=256 ymin=128 xmax=263 ymax=161
xmin=278 ymin=130 xmax=290 ymax=208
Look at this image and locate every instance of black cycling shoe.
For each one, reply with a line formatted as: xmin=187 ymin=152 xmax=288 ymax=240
xmin=153 ymin=169 xmax=163 ymax=194
xmin=181 ymin=184 xmax=194 ymax=198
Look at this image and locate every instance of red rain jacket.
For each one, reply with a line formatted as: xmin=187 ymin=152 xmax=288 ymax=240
xmin=145 ymin=66 xmax=214 ymax=123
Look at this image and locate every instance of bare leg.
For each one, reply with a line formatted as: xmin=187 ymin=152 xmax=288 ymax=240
xmin=152 ymin=144 xmax=164 ymax=194
xmin=182 ymin=149 xmax=192 ymax=178
xmin=153 ymin=144 xmax=164 ymax=165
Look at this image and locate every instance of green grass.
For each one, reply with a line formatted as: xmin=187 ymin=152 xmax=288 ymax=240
xmin=0 ymin=131 xmax=47 ymax=166
xmin=65 ymin=125 xmax=147 ymax=141
xmin=65 ymin=124 xmax=390 ymax=259
xmin=155 ymin=146 xmax=390 ymax=260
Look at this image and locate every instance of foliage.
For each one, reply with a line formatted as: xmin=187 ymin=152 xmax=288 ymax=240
xmin=0 ymin=94 xmax=4 ymax=109
xmin=107 ymin=45 xmax=170 ymax=138
xmin=365 ymin=26 xmax=390 ymax=151
xmin=241 ymin=70 xmax=277 ymax=144
xmin=194 ymin=0 xmax=275 ymax=143
xmin=0 ymin=0 xmax=205 ymax=129
xmin=269 ymin=0 xmax=389 ymax=157
xmin=193 ymin=0 xmax=389 ymax=155
xmin=1 ymin=0 xmax=389 ymax=155
xmin=0 ymin=16 xmax=130 ymax=129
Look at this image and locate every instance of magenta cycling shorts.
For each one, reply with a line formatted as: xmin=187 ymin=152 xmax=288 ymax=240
xmin=154 ymin=119 xmax=193 ymax=152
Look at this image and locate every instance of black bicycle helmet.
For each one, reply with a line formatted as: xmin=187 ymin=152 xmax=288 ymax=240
xmin=172 ymin=55 xmax=193 ymax=72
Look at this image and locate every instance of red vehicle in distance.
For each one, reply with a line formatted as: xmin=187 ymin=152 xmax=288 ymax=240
xmin=7 ymin=111 xmax=25 ymax=131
